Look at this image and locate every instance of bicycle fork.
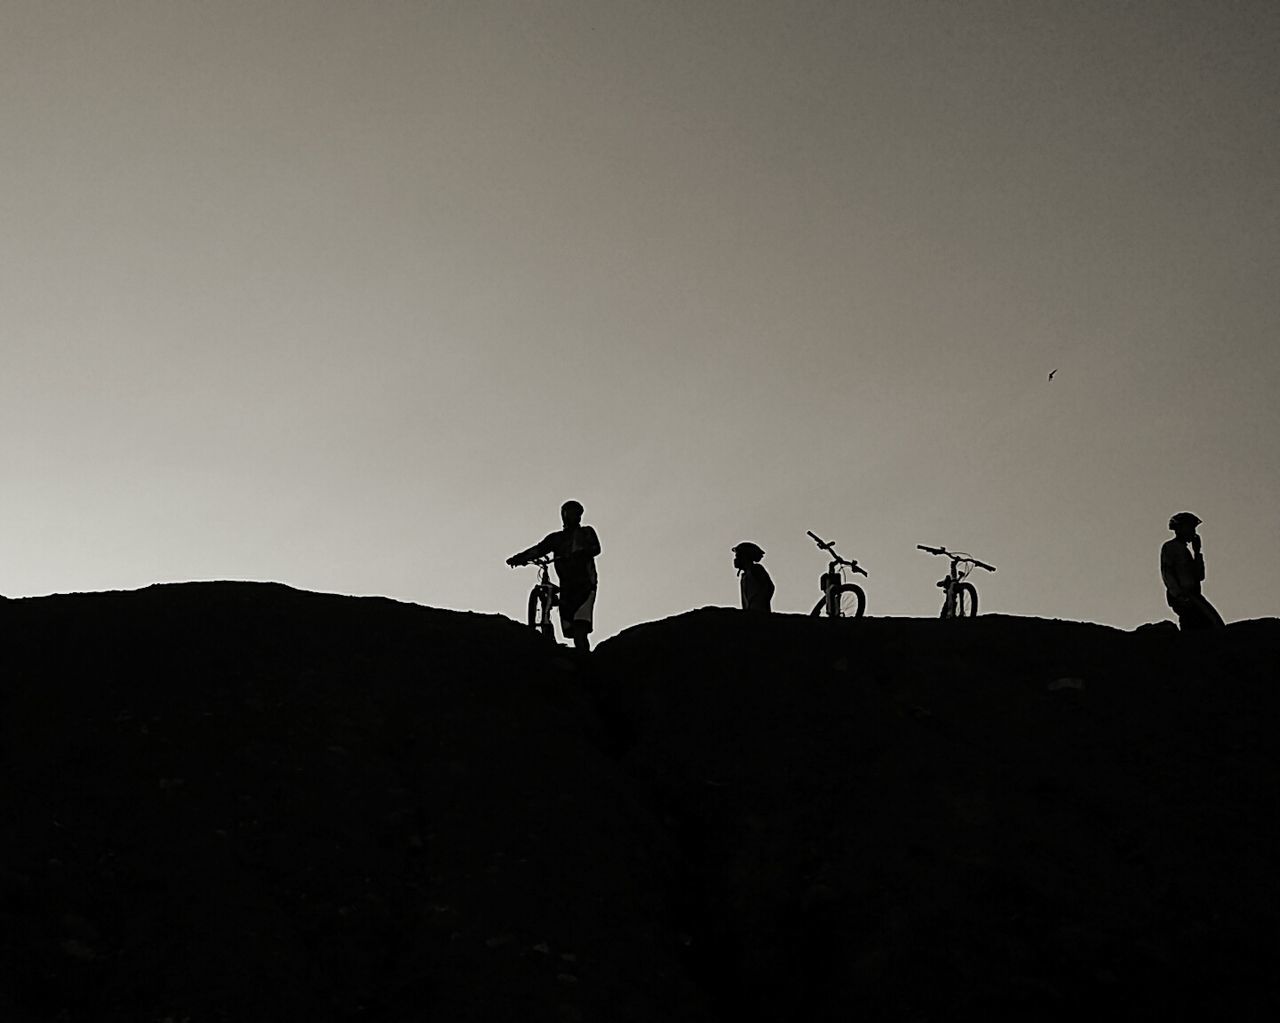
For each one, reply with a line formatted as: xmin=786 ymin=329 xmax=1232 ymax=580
xmin=938 ymin=575 xmax=956 ymax=618
xmin=824 ymin=564 xmax=841 ymax=617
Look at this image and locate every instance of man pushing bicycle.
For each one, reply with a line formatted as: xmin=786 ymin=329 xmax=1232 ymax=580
xmin=507 ymin=500 xmax=601 ymax=652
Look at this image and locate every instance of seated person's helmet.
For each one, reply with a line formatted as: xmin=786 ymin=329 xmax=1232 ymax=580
xmin=1168 ymin=511 xmax=1202 ymax=530
xmin=732 ymin=541 xmax=766 ymax=563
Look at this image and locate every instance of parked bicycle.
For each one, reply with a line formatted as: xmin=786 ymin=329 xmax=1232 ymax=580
xmin=523 ymin=556 xmax=560 ymax=639
xmin=808 ymin=530 xmax=868 ymax=617
xmin=917 ymin=545 xmax=995 ymax=618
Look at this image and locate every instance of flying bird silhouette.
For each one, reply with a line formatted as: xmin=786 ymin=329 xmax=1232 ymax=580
xmin=1048 ymin=369 xmax=1058 ymax=381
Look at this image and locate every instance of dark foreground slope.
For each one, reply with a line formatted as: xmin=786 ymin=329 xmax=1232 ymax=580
xmin=596 ymin=610 xmax=1280 ymax=1021
xmin=0 ymin=584 xmax=709 ymax=1023
xmin=2 ymin=588 xmax=1279 ymax=1021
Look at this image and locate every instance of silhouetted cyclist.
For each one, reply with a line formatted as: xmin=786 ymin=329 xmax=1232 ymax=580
xmin=732 ymin=542 xmax=775 ymax=613
xmin=1161 ymin=511 xmax=1225 ymax=631
xmin=508 ymin=501 xmax=601 ymax=652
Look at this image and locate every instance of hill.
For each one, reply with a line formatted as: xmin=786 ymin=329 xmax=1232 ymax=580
xmin=596 ymin=609 xmax=1280 ymax=1020
xmin=2 ymin=585 xmax=1278 ymax=1020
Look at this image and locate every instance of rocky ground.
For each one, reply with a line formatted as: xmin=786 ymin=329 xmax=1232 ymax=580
xmin=2 ymin=584 xmax=1278 ymax=1020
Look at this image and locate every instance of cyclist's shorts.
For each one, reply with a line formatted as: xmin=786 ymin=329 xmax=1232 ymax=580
xmin=560 ymin=587 xmax=596 ymax=634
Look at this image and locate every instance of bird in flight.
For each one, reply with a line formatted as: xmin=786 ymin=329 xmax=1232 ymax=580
xmin=1048 ymin=368 xmax=1058 ymax=381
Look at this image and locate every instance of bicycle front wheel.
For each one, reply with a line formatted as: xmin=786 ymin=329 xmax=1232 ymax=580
xmin=810 ymin=584 xmax=866 ymax=618
xmin=527 ymin=588 xmax=554 ymax=638
xmin=954 ymin=582 xmax=979 ymax=617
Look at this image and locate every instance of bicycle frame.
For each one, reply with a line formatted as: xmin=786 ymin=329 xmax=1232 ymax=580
xmin=938 ymin=556 xmax=973 ymax=617
xmin=526 ymin=556 xmax=559 ymax=637
xmin=823 ymin=557 xmax=850 ymax=616
xmin=808 ymin=530 xmax=868 ymax=618
xmin=917 ymin=545 xmax=995 ymax=618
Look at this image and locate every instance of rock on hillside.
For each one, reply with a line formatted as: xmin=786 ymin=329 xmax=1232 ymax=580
xmin=3 ymin=586 xmax=1279 ymax=1021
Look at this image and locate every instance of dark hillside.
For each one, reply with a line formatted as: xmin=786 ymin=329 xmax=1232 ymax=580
xmin=595 ymin=610 xmax=1280 ymax=1020
xmin=3 ymin=588 xmax=1279 ymax=1021
xmin=0 ymin=584 xmax=709 ymax=1023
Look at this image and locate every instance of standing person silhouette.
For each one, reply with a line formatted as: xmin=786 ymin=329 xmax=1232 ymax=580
xmin=507 ymin=501 xmax=601 ymax=652
xmin=1161 ymin=511 xmax=1225 ymax=631
xmin=732 ymin=542 xmax=775 ymax=612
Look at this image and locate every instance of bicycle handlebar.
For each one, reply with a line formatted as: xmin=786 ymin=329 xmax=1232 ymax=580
xmin=917 ymin=544 xmax=995 ymax=572
xmin=508 ymin=555 xmax=552 ymax=568
xmin=807 ymin=530 xmax=835 ymax=551
xmin=809 ymin=530 xmax=868 ymax=574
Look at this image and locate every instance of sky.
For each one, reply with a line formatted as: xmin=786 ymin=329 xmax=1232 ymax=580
xmin=2 ymin=0 xmax=1277 ymax=637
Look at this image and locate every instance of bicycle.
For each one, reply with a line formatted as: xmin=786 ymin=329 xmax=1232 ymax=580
xmin=807 ymin=530 xmax=868 ymax=617
xmin=523 ymin=556 xmax=560 ymax=639
xmin=916 ymin=545 xmax=995 ymax=618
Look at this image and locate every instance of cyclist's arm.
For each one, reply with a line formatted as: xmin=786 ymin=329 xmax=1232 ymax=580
xmin=582 ymin=526 xmax=601 ymax=558
xmin=1160 ymin=540 xmax=1199 ymax=596
xmin=507 ymin=531 xmax=560 ymax=566
xmin=1159 ymin=543 xmax=1181 ymax=595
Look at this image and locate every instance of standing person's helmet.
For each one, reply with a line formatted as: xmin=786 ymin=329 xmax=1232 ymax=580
xmin=1168 ymin=511 xmax=1202 ymax=531
xmin=732 ymin=542 xmax=765 ymax=563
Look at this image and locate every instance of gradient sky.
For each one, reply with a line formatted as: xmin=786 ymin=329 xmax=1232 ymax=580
xmin=3 ymin=0 xmax=1277 ymax=637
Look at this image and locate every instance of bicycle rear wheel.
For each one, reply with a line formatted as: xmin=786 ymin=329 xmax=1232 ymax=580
xmin=810 ymin=584 xmax=866 ymax=618
xmin=954 ymin=582 xmax=978 ymax=617
xmin=527 ymin=588 xmax=555 ymax=638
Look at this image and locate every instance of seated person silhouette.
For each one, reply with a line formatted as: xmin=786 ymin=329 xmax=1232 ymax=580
xmin=508 ymin=501 xmax=601 ymax=652
xmin=1161 ymin=511 xmax=1225 ymax=631
xmin=732 ymin=541 xmax=774 ymax=613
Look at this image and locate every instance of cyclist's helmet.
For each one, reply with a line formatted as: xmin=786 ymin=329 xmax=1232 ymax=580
xmin=1168 ymin=511 xmax=1202 ymax=531
xmin=732 ymin=541 xmax=766 ymax=563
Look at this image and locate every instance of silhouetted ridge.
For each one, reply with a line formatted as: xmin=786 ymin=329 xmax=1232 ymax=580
xmin=3 ymin=588 xmax=1279 ymax=1021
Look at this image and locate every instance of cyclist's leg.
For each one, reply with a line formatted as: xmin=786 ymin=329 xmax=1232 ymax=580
xmin=560 ymin=585 xmax=596 ymax=651
xmin=1174 ymin=595 xmax=1224 ymax=631
xmin=568 ymin=621 xmax=591 ymax=652
xmin=1194 ymin=594 xmax=1225 ymax=629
